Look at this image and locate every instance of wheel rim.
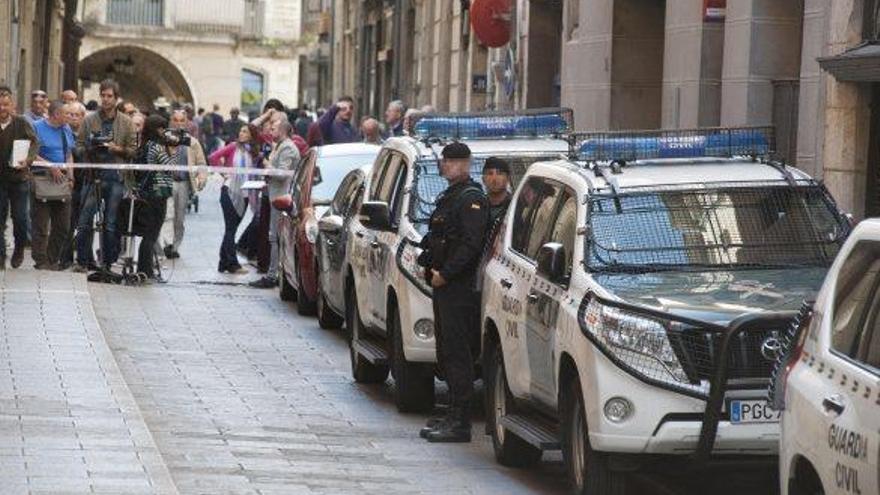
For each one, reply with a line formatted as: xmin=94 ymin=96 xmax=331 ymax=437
xmin=493 ymin=357 xmax=507 ymax=445
xmin=572 ymin=400 xmax=587 ymax=490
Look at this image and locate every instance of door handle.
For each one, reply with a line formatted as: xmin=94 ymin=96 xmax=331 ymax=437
xmin=527 ymin=291 xmax=539 ymax=303
xmin=822 ymin=394 xmax=845 ymax=415
xmin=370 ymin=241 xmax=380 ymax=249
xmin=355 ymin=231 xmax=365 ymax=239
xmin=500 ymin=278 xmax=513 ymax=289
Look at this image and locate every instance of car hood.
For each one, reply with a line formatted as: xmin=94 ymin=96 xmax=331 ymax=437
xmin=593 ymin=268 xmax=827 ymax=325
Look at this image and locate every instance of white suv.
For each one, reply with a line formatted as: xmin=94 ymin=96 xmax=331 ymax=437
xmin=771 ymin=219 xmax=878 ymax=495
xmin=345 ymin=110 xmax=570 ymax=412
xmin=480 ymin=128 xmax=852 ymax=494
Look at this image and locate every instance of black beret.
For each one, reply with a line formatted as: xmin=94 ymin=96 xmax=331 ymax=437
xmin=483 ymin=156 xmax=511 ymax=175
xmin=441 ymin=142 xmax=471 ymax=159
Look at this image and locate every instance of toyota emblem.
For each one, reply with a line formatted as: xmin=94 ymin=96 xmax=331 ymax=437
xmin=760 ymin=334 xmax=783 ymax=361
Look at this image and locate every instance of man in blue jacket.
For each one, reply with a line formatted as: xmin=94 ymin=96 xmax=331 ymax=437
xmin=317 ymin=96 xmax=357 ymax=145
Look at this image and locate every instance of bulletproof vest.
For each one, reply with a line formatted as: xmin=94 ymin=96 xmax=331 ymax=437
xmin=424 ymin=180 xmax=483 ymax=270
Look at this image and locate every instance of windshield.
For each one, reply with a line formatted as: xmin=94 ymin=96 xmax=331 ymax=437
xmin=311 ymin=154 xmax=377 ymax=203
xmin=409 ymin=154 xmax=558 ymax=234
xmin=586 ymin=185 xmax=849 ymax=273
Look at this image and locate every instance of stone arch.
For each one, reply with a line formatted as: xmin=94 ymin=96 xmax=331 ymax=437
xmin=79 ymin=44 xmax=195 ymax=110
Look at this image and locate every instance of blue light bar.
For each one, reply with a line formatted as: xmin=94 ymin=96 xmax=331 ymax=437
xmin=412 ymin=108 xmax=573 ymax=140
xmin=576 ymin=127 xmax=774 ymax=162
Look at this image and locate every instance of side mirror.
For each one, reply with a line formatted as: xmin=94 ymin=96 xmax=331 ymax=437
xmin=319 ymin=214 xmax=343 ymax=234
xmin=360 ymin=201 xmax=392 ymax=231
xmin=536 ymin=242 xmax=567 ymax=284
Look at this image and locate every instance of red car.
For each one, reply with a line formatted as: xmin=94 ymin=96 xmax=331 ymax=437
xmin=279 ymin=143 xmax=380 ymax=315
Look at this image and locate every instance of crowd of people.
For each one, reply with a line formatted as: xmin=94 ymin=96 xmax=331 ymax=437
xmin=0 ymin=78 xmax=434 ymax=286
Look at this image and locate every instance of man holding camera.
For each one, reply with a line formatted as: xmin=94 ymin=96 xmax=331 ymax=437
xmin=74 ymin=79 xmax=137 ymax=272
xmin=157 ymin=109 xmax=206 ymax=259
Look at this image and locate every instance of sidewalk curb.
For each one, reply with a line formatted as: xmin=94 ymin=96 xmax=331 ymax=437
xmin=78 ymin=275 xmax=181 ymax=495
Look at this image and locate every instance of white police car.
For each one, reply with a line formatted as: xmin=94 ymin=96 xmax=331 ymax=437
xmin=770 ymin=219 xmax=878 ymax=495
xmin=480 ymin=128 xmax=852 ymax=494
xmin=345 ymin=110 xmax=570 ymax=412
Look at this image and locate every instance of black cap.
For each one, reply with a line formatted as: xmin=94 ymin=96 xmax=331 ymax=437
xmin=483 ymin=156 xmax=511 ymax=175
xmin=441 ymin=142 xmax=471 ymax=159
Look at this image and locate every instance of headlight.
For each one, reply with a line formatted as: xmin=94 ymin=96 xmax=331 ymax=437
xmin=305 ymin=217 xmax=319 ymax=244
xmin=583 ymin=299 xmax=692 ymax=387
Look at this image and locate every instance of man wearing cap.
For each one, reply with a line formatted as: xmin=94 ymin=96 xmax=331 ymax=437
xmin=417 ymin=142 xmax=489 ymax=443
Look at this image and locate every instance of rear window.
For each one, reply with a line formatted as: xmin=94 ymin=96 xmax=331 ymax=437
xmin=311 ymin=154 xmax=377 ymax=203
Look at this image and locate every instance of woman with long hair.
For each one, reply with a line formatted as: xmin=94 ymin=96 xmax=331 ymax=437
xmin=135 ymin=114 xmax=174 ymax=279
xmin=209 ymin=123 xmax=261 ymax=273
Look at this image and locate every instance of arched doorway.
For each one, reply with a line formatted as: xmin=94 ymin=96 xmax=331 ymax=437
xmin=79 ymin=45 xmax=194 ymax=110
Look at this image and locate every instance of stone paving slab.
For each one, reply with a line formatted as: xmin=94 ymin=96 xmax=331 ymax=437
xmin=90 ymin=281 xmax=569 ymax=495
xmin=0 ymin=270 xmax=178 ymax=495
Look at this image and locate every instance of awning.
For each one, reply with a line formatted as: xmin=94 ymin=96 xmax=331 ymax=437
xmin=818 ymin=41 xmax=880 ymax=82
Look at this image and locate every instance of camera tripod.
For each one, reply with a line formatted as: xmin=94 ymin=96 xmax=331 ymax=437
xmin=82 ymin=173 xmax=162 ymax=285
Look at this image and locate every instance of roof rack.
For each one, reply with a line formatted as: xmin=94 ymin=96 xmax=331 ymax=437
xmin=572 ymin=126 xmax=775 ymax=163
xmin=412 ymin=107 xmax=573 ymax=140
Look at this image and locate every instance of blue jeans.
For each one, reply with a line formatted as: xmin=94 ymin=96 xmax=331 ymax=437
xmin=76 ymin=178 xmax=124 ymax=266
xmin=0 ymin=180 xmax=30 ymax=258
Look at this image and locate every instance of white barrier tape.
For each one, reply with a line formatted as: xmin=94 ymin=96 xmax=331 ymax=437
xmin=29 ymin=161 xmax=295 ymax=177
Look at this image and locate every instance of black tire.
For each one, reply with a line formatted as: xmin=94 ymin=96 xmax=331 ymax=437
xmin=484 ymin=339 xmax=542 ymax=467
xmin=346 ymin=282 xmax=389 ymax=384
xmin=279 ymin=268 xmax=296 ymax=302
xmin=561 ymin=376 xmax=625 ymax=495
xmin=389 ymin=305 xmax=435 ymax=413
xmin=295 ymin=259 xmax=316 ymax=316
xmin=316 ymin=264 xmax=343 ymax=329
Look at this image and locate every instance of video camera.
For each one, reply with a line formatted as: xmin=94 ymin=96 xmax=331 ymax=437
xmin=87 ymin=132 xmax=114 ymax=148
xmin=162 ymin=128 xmax=191 ymax=147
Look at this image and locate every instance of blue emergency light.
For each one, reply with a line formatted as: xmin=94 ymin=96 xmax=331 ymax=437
xmin=577 ymin=127 xmax=773 ymax=162
xmin=412 ymin=108 xmax=573 ymax=140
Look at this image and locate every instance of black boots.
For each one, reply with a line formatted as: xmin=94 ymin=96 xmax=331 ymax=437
xmin=421 ymin=408 xmax=471 ymax=443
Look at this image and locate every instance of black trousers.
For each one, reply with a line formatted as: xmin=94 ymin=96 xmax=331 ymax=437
xmin=137 ymin=196 xmax=167 ymax=277
xmin=432 ymin=279 xmax=481 ymax=420
xmin=219 ymin=186 xmax=245 ymax=271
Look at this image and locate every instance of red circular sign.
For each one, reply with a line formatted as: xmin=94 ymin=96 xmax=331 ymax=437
xmin=470 ymin=0 xmax=511 ymax=48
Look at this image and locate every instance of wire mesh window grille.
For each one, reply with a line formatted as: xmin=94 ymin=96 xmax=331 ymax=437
xmin=408 ymin=155 xmax=555 ymax=234
xmin=587 ymin=185 xmax=849 ymax=273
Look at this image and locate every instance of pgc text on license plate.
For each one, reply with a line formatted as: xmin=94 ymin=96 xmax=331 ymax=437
xmin=729 ymin=399 xmax=781 ymax=424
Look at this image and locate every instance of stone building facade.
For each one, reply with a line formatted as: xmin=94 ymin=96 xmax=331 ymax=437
xmin=0 ymin=0 xmax=70 ymax=108
xmin=78 ymin=0 xmax=301 ymax=116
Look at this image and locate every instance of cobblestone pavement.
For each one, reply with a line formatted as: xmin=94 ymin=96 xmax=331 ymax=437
xmin=2 ymin=180 xmax=777 ymax=494
xmin=0 ymin=270 xmax=176 ymax=494
xmin=89 ymin=181 xmax=570 ymax=495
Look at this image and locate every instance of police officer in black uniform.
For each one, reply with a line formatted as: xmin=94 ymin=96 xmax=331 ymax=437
xmin=418 ymin=142 xmax=489 ymax=443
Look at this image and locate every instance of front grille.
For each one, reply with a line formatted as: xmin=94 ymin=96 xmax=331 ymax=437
xmin=668 ymin=327 xmax=781 ymax=384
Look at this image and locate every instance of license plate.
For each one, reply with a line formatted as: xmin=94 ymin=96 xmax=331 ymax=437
xmin=729 ymin=399 xmax=781 ymax=424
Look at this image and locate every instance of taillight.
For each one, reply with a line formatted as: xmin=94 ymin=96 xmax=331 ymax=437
xmin=768 ymin=302 xmax=813 ymax=410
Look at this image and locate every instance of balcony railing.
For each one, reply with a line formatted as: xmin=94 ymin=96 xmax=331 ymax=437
xmin=106 ymin=0 xmax=164 ymax=27
xmin=172 ymin=0 xmax=246 ymax=33
xmin=105 ymin=0 xmax=252 ymax=35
